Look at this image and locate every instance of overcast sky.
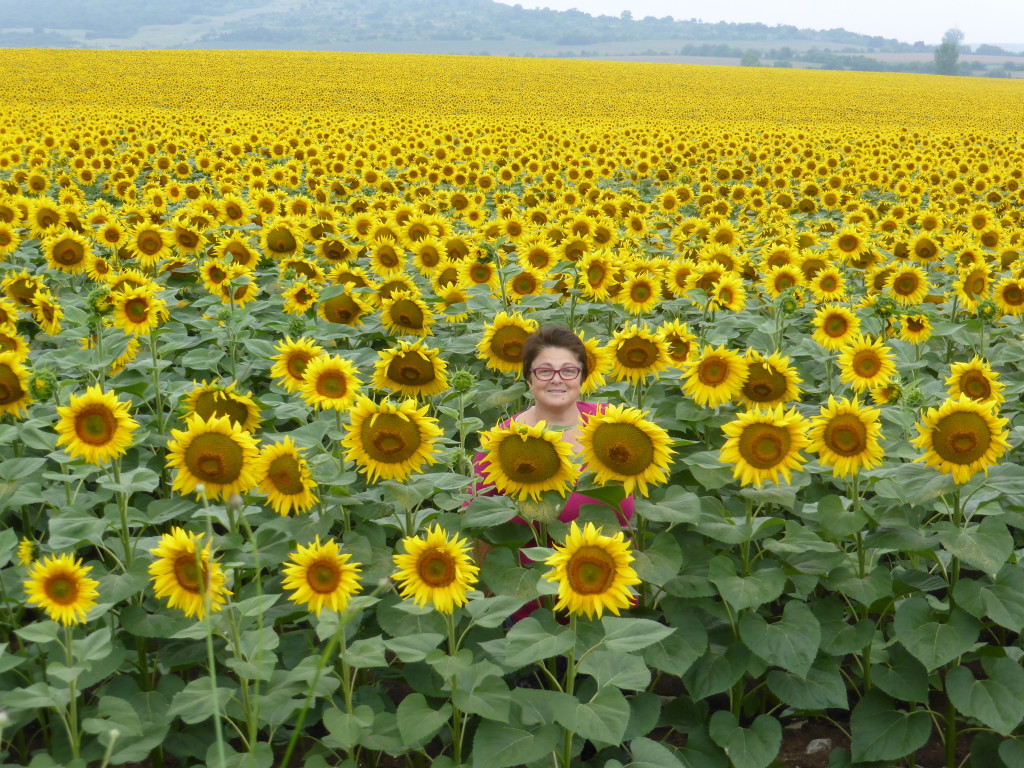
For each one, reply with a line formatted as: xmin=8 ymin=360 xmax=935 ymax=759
xmin=495 ymin=0 xmax=1024 ymax=46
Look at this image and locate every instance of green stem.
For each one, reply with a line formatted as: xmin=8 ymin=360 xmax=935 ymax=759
xmin=561 ymin=614 xmax=578 ymax=768
xmin=148 ymin=333 xmax=165 ymax=437
xmin=64 ymin=624 xmax=80 ymax=761
xmin=446 ymin=612 xmax=463 ymax=765
xmin=198 ymin=502 xmax=228 ymax=768
xmin=112 ymin=459 xmax=133 ymax=568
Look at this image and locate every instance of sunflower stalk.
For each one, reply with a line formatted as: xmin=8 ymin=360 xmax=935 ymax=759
xmin=61 ymin=624 xmax=82 ymax=761
xmin=943 ymin=486 xmax=965 ymax=768
xmin=560 ymin=613 xmax=579 ymax=768
xmin=147 ymin=332 xmax=166 ymax=438
xmin=111 ymin=458 xmax=133 ymax=568
xmin=198 ymin=497 xmax=229 ymax=768
xmin=444 ymin=611 xmax=465 ymax=765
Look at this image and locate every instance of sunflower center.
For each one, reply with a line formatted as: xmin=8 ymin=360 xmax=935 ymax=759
xmin=512 ymin=274 xmax=537 ymax=294
xmin=838 ymin=235 xmax=858 ymax=252
xmin=360 ymin=413 xmax=421 ymax=463
xmin=268 ymin=229 xmax=297 ymax=253
xmin=630 ymin=282 xmax=652 ymax=302
xmin=932 ymin=411 xmax=992 ymax=465
xmin=287 ymin=353 xmax=311 ymax=379
xmin=124 ymin=296 xmax=150 ymax=323
xmin=390 ymin=299 xmax=425 ymax=329
xmin=823 ymin=413 xmax=868 ymax=456
xmin=323 ymin=295 xmax=361 ymax=324
xmin=587 ymin=264 xmax=607 ymax=285
xmin=193 ymin=391 xmax=251 ymax=427
xmin=54 ymin=240 xmax=85 ymax=265
xmin=497 ymin=435 xmax=563 ymax=482
xmin=959 ymin=372 xmax=992 ymax=401
xmin=137 ymin=232 xmax=163 ymax=256
xmin=823 ymin=315 xmax=849 ymax=337
xmin=377 ymin=248 xmax=400 ymax=268
xmin=853 ymin=350 xmax=882 ymax=377
xmin=743 ymin=364 xmax=786 ymax=402
xmin=0 ymin=364 xmax=26 ymax=405
xmin=316 ymin=371 xmax=350 ymax=399
xmin=418 ymin=549 xmax=456 ymax=587
xmin=307 ymin=560 xmax=342 ymax=593
xmin=75 ymin=405 xmax=117 ymax=445
xmin=186 ymin=432 xmax=245 ymax=484
xmin=737 ymin=423 xmax=790 ymax=469
xmin=173 ymin=555 xmax=207 ymax=593
xmin=591 ymin=422 xmax=655 ymax=475
xmin=617 ymin=338 xmax=657 ymax=369
xmin=388 ymin=352 xmax=434 ymax=386
xmin=490 ymin=326 xmax=528 ymax=363
xmin=45 ymin=575 xmax=79 ymax=605
xmin=566 ymin=545 xmax=615 ymax=594
xmin=818 ymin=276 xmax=838 ymax=292
xmin=697 ymin=356 xmax=730 ymax=385
xmin=1004 ymin=285 xmax=1024 ymax=305
xmin=268 ymin=453 xmax=304 ymax=495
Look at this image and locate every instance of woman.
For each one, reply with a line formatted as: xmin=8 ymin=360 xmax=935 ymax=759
xmin=471 ymin=325 xmax=635 ymax=526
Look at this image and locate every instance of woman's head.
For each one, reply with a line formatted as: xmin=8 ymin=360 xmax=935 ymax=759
xmin=521 ymin=326 xmax=589 ymax=384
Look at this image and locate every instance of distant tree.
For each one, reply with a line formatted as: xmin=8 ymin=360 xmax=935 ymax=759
xmin=740 ymin=50 xmax=760 ymax=66
xmin=934 ymin=27 xmax=963 ymax=75
xmin=619 ymin=10 xmax=631 ymax=21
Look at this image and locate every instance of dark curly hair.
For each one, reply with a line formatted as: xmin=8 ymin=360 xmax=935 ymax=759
xmin=521 ymin=326 xmax=589 ymax=383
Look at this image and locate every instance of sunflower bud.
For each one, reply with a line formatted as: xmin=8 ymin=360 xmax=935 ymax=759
xmin=87 ymin=287 xmax=112 ymax=316
xmin=903 ymin=386 xmax=926 ymax=409
xmin=288 ymin=317 xmax=308 ymax=337
xmin=974 ymin=298 xmax=998 ymax=325
xmin=216 ymin=307 xmax=233 ymax=324
xmin=516 ymin=494 xmax=563 ymax=524
xmin=282 ymin=267 xmax=297 ymax=281
xmin=28 ymin=368 xmax=58 ymax=400
xmin=777 ymin=287 xmax=801 ymax=315
xmin=0 ymin=709 xmax=9 ymax=727
xmin=226 ymin=493 xmax=244 ymax=512
xmin=872 ymin=295 xmax=899 ymax=319
xmin=450 ymin=368 xmax=476 ymax=394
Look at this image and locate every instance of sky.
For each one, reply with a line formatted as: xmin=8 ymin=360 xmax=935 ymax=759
xmin=495 ymin=0 xmax=1024 ymax=46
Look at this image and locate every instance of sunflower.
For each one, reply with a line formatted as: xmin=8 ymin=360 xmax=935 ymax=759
xmin=608 ymin=322 xmax=670 ymax=384
xmin=300 ymin=354 xmax=363 ymax=411
xmin=380 ymin=290 xmax=435 ymax=337
xmin=477 ymin=311 xmax=539 ymax=375
xmin=885 ymin=265 xmax=930 ymax=305
xmin=478 ymin=419 xmax=579 ymax=501
xmin=24 ymin=553 xmax=99 ymax=625
xmin=0 ymin=351 xmax=31 ymax=418
xmin=282 ymin=536 xmax=362 ymax=615
xmin=578 ymin=332 xmax=612 ymax=395
xmin=0 ymin=221 xmax=22 ymax=256
xmin=31 ymin=291 xmax=63 ymax=336
xmin=317 ymin=288 xmax=370 ymax=326
xmin=899 ymin=314 xmax=932 ymax=344
xmin=710 ymin=272 xmax=747 ymax=312
xmin=182 ymin=380 xmax=262 ymax=433
xmin=165 ymin=414 xmax=261 ymax=500
xmin=993 ymin=277 xmax=1024 ymax=317
xmin=44 ymin=229 xmax=92 ymax=274
xmin=954 ymin=265 xmax=991 ymax=311
xmin=260 ymin=217 xmax=306 ymax=258
xmin=579 ymin=250 xmax=615 ymax=301
xmin=458 ymin=258 xmax=500 ymax=293
xmin=657 ymin=319 xmax=697 ymax=368
xmin=372 ymin=340 xmax=449 ymax=398
xmin=127 ymin=223 xmax=173 ymax=267
xmin=946 ymin=357 xmax=1004 ymax=407
xmin=368 ymin=235 xmax=406 ymax=278
xmin=0 ymin=296 xmax=20 ymax=328
xmin=720 ymin=404 xmax=810 ymax=487
xmin=682 ymin=344 xmax=749 ymax=409
xmin=110 ymin=284 xmax=167 ymax=337
xmin=281 ymin=280 xmax=320 ymax=315
xmin=392 ymin=525 xmax=479 ymax=614
xmin=737 ymin=350 xmax=802 ymax=409
xmin=506 ymin=267 xmax=546 ymax=302
xmin=17 ymin=537 xmax=34 ymax=566
xmin=808 ymin=266 xmax=847 ymax=304
xmin=618 ymin=271 xmax=662 ymax=315
xmin=343 ymin=396 xmax=444 ymax=482
xmin=838 ymin=336 xmax=896 ymax=393
xmin=55 ymin=385 xmax=138 ymax=464
xmin=808 ymin=396 xmax=884 ymax=477
xmin=542 ymin=521 xmax=641 ymax=619
xmin=269 ymin=336 xmax=325 ymax=393
xmin=149 ymin=527 xmax=231 ymax=619
xmin=199 ymin=259 xmax=233 ymax=295
xmin=812 ymin=305 xmax=861 ymax=351
xmin=255 ymin=437 xmax=318 ymax=516
xmin=2 ymin=269 xmax=45 ymax=308
xmin=913 ymin=396 xmax=1010 ymax=484
xmin=578 ymin=404 xmax=673 ymax=497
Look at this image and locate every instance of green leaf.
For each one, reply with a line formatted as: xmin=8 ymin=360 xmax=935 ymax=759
xmin=512 ymin=688 xmax=577 ymax=726
xmin=635 ymin=487 xmax=701 ymax=524
xmin=120 ymin=605 xmax=195 ymax=638
xmin=936 ymin=516 xmax=1013 ymax=576
xmin=167 ymin=678 xmax=233 ymax=724
xmin=505 ymin=616 xmax=576 ymax=667
xmin=739 ymin=600 xmax=820 ymax=678
xmin=623 ymin=692 xmax=662 ymax=741
xmin=871 ymin=643 xmax=929 ymax=704
xmin=481 ymin=547 xmax=542 ymax=600
xmin=323 ymin=705 xmax=374 ymax=750
xmin=953 ymin=565 xmax=1024 ymax=632
xmin=340 ymin=636 xmax=388 ymax=668
xmin=0 ymin=457 xmax=47 ymax=481
xmin=708 ymin=711 xmax=781 ymax=768
xmin=466 ymin=595 xmax=528 ymax=628
xmin=624 ymin=736 xmax=688 ymax=767
xmin=470 ymin=721 xmax=560 ymax=768
xmin=827 ymin=564 xmax=893 ymax=607
xmin=766 ymin=657 xmax=849 ymax=711
xmin=462 ymin=494 xmax=519 ymax=528
xmin=556 ymin=686 xmax=630 ymax=746
xmin=999 ymin=739 xmax=1024 ymax=766
xmin=16 ymin=621 xmax=61 ymax=645
xmin=816 ymin=494 xmax=868 ymax=539
xmin=48 ymin=511 xmax=108 ymax=550
xmin=709 ymin=556 xmax=787 ymax=611
xmin=578 ymin=647 xmax=651 ymax=690
xmin=453 ymin=671 xmax=512 ymax=723
xmin=946 ymin=657 xmax=1024 ymax=736
xmin=602 ymin=617 xmax=675 ymax=652
xmin=98 ymin=466 xmax=160 ymax=495
xmin=893 ymin=597 xmax=980 ymax=671
xmin=396 ymin=693 xmax=452 ymax=747
xmin=850 ymin=690 xmax=931 ymax=763
xmin=631 ymin=532 xmax=684 ymax=587
xmin=382 ymin=633 xmax=444 ymax=663
xmin=643 ymin=620 xmax=707 ymax=677
xmin=682 ymin=643 xmax=750 ymax=700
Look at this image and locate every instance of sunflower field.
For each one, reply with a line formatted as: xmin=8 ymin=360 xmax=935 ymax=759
xmin=1 ymin=48 xmax=1024 ymax=768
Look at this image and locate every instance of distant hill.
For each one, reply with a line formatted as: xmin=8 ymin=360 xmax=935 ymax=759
xmin=2 ymin=0 xmax=1021 ymax=76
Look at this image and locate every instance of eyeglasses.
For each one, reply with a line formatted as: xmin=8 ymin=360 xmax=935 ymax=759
xmin=531 ymin=366 xmax=582 ymax=381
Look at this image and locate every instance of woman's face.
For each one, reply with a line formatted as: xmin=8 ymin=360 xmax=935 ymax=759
xmin=527 ymin=346 xmax=583 ymax=412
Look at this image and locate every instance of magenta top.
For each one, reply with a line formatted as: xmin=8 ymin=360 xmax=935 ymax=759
xmin=470 ymin=401 xmax=635 ymax=525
